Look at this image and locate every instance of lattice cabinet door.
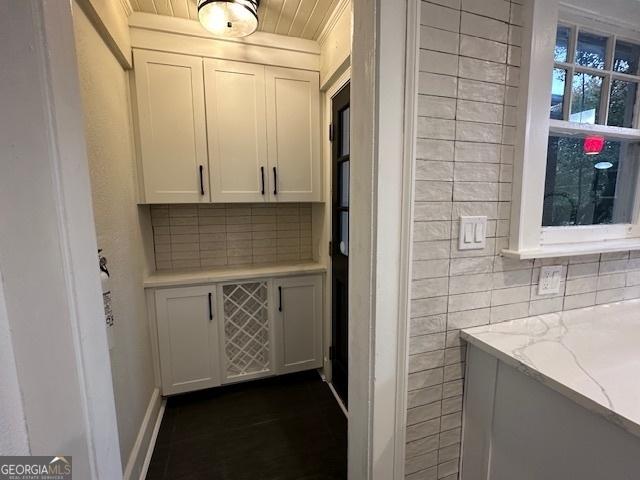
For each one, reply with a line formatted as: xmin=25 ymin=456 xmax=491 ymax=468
xmin=218 ymin=281 xmax=274 ymax=383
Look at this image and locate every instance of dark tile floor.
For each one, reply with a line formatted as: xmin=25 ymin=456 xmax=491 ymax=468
xmin=146 ymin=371 xmax=347 ymax=480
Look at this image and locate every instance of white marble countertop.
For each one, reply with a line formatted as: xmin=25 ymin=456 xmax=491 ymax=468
xmin=462 ymin=300 xmax=640 ymax=439
xmin=144 ymin=261 xmax=326 ymax=288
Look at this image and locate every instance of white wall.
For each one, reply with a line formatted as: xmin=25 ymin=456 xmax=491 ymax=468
xmin=75 ymin=0 xmax=132 ymax=67
xmin=0 ymin=273 xmax=29 ymax=455
xmin=72 ymin=3 xmax=155 ymax=468
xmin=0 ymin=1 xmax=122 ymax=476
xmin=319 ymin=0 xmax=352 ymax=88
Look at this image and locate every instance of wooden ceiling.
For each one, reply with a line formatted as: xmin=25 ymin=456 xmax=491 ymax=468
xmin=129 ymin=0 xmax=341 ymax=40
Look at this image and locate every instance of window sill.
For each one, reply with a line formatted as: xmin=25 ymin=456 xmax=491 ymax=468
xmin=502 ymin=238 xmax=640 ymax=259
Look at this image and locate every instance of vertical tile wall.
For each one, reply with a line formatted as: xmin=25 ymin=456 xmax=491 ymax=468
xmin=405 ymin=0 xmax=640 ymax=479
xmin=151 ymin=203 xmax=313 ymax=270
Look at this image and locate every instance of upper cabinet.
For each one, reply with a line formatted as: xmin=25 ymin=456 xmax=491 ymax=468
xmin=266 ymin=67 xmax=321 ymax=202
xmin=205 ymin=59 xmax=268 ymax=203
xmin=133 ymin=50 xmax=210 ymax=203
xmin=133 ymin=50 xmax=321 ymax=204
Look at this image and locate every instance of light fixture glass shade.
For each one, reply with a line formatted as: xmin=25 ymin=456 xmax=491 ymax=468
xmin=197 ymin=0 xmax=259 ymax=38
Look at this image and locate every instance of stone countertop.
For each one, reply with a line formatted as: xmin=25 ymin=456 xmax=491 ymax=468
xmin=144 ymin=261 xmax=326 ymax=288
xmin=462 ymin=299 xmax=640 ymax=439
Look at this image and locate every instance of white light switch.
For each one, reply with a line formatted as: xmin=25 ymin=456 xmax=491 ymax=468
xmin=538 ymin=265 xmax=563 ymax=295
xmin=458 ymin=216 xmax=487 ymax=250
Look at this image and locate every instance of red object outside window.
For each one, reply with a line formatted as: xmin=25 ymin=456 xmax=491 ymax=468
xmin=583 ymin=135 xmax=605 ymax=155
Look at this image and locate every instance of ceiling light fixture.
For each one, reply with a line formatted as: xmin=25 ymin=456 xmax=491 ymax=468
xmin=197 ymin=0 xmax=259 ymax=38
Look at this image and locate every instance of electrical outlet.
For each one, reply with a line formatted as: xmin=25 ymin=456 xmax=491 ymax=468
xmin=538 ymin=265 xmax=563 ymax=295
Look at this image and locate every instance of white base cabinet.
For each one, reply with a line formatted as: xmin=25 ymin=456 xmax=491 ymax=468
xmin=155 ymin=285 xmax=220 ymax=395
xmin=274 ymin=275 xmax=323 ymax=374
xmin=153 ymin=274 xmax=323 ymax=395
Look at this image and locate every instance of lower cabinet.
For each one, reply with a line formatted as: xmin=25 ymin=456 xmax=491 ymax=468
xmin=155 ymin=285 xmax=220 ymax=395
xmin=154 ymin=274 xmax=323 ymax=395
xmin=273 ymin=275 xmax=323 ymax=374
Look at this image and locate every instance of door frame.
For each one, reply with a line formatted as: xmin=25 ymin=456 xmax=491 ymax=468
xmin=349 ymin=0 xmax=419 ymax=478
xmin=322 ymin=67 xmax=351 ymax=390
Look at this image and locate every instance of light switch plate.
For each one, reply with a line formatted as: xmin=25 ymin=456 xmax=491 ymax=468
xmin=458 ymin=216 xmax=487 ymax=250
xmin=538 ymin=265 xmax=563 ymax=295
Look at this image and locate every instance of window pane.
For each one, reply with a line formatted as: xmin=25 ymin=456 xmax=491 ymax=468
xmin=542 ymin=135 xmax=638 ymax=227
xmin=614 ymin=40 xmax=640 ymax=75
xmin=608 ymin=80 xmax=638 ymax=128
xmin=339 ymin=211 xmax=349 ymax=256
xmin=550 ymin=68 xmax=566 ymax=120
xmin=570 ymin=72 xmax=602 ymax=124
xmin=555 ymin=25 xmax=571 ymax=63
xmin=576 ymin=31 xmax=608 ymax=69
xmin=340 ymin=106 xmax=350 ymax=156
xmin=339 ymin=160 xmax=350 ymax=207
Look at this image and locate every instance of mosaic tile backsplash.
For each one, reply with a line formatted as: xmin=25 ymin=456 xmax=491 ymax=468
xmin=151 ymin=203 xmax=313 ymax=270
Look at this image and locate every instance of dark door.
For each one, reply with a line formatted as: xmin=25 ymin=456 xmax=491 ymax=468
xmin=331 ymin=83 xmax=350 ymax=406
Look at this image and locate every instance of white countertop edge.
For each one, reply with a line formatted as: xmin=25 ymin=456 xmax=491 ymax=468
xmin=144 ymin=262 xmax=327 ymax=288
xmin=461 ymin=308 xmax=640 ymax=440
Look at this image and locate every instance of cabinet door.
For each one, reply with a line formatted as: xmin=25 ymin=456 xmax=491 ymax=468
xmin=133 ymin=50 xmax=209 ymax=203
xmin=219 ymin=281 xmax=275 ymax=383
xmin=274 ymin=275 xmax=323 ymax=374
xmin=155 ymin=286 xmax=219 ymax=395
xmin=205 ymin=60 xmax=269 ymax=203
xmin=265 ymin=67 xmax=321 ymax=202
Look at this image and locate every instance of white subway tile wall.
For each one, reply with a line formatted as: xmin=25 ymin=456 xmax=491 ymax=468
xmin=150 ymin=204 xmax=312 ymax=270
xmin=406 ymin=0 xmax=640 ymax=478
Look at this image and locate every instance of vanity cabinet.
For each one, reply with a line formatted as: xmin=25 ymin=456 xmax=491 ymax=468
xmin=133 ymin=50 xmax=321 ymax=204
xmin=152 ymin=274 xmax=323 ymax=395
xmin=132 ymin=50 xmax=210 ymax=204
xmin=155 ymin=285 xmax=220 ymax=395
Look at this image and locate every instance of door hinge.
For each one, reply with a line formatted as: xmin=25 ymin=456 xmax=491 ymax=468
xmin=329 ymin=345 xmax=335 ymax=360
xmin=329 ymin=241 xmax=333 ymax=256
xmin=329 ymin=124 xmax=334 ymax=142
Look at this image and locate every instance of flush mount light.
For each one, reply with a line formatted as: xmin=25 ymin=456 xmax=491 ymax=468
xmin=197 ymin=0 xmax=259 ymax=38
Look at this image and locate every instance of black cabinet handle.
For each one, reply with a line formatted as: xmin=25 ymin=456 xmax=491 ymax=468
xmin=273 ymin=167 xmax=278 ymax=195
xmin=260 ymin=166 xmax=265 ymax=195
xmin=199 ymin=165 xmax=205 ymax=196
xmin=278 ymin=286 xmax=282 ymax=312
xmin=208 ymin=292 xmax=213 ymax=321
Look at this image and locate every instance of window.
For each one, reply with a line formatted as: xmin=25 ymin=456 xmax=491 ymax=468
xmin=506 ymin=4 xmax=640 ymax=259
xmin=545 ymin=23 xmax=640 ymax=230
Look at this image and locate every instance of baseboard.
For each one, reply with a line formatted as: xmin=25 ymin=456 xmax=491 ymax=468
xmin=123 ymin=387 xmax=164 ymax=480
xmin=327 ymin=380 xmax=348 ymax=418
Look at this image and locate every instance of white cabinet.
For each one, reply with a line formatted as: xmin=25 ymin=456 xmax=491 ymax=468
xmin=153 ymin=274 xmax=323 ymax=395
xmin=265 ymin=67 xmax=321 ymax=202
xmin=273 ymin=275 xmax=323 ymax=374
xmin=133 ymin=49 xmax=322 ymax=204
xmin=155 ymin=285 xmax=220 ymax=395
xmin=204 ymin=60 xmax=269 ymax=203
xmin=218 ymin=281 xmax=275 ymax=383
xmin=133 ymin=50 xmax=210 ymax=203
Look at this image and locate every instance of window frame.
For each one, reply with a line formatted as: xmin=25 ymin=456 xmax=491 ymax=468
xmin=505 ymin=0 xmax=640 ymax=259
